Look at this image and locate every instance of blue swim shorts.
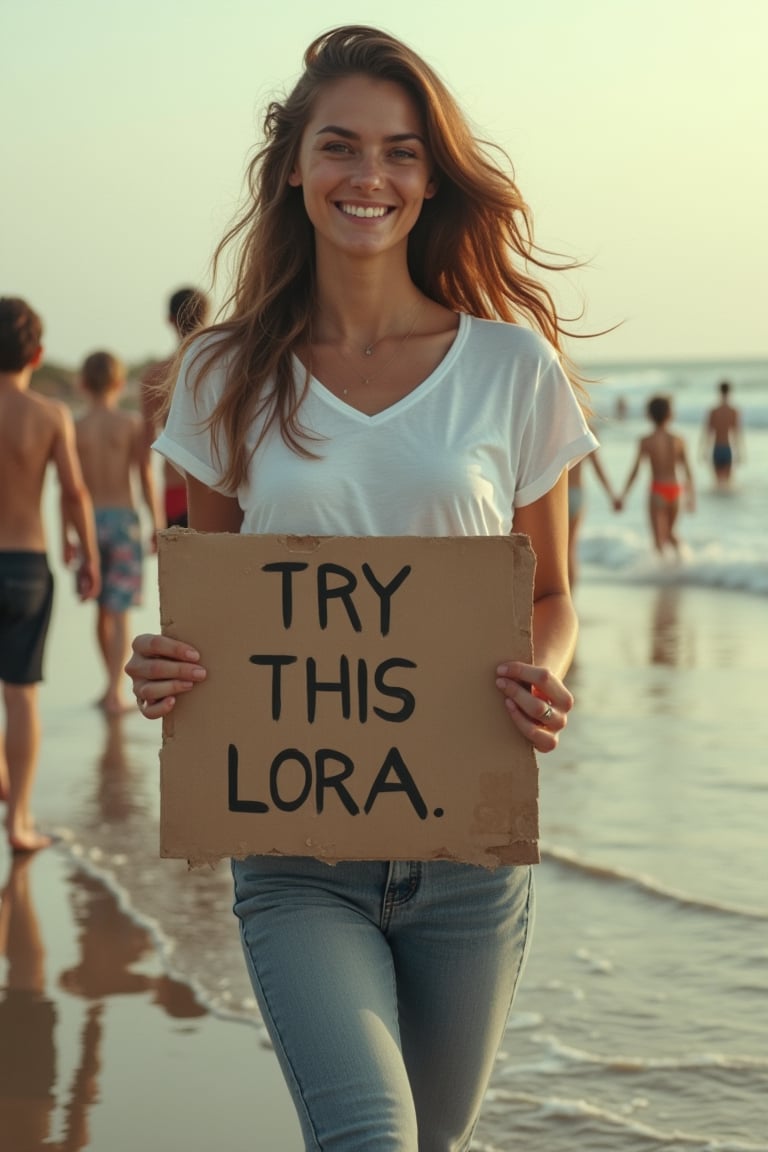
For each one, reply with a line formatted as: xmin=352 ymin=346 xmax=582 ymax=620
xmin=713 ymin=444 xmax=733 ymax=470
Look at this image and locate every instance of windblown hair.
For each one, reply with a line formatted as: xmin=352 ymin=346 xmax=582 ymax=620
xmin=0 ymin=297 xmax=43 ymax=373
xmin=180 ymin=25 xmax=589 ymax=492
xmin=80 ymin=351 xmax=124 ymax=396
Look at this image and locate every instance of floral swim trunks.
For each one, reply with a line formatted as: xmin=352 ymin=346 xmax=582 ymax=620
xmin=95 ymin=507 xmax=143 ymax=612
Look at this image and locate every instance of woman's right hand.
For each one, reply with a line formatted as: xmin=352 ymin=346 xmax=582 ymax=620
xmin=125 ymin=634 xmax=207 ymax=719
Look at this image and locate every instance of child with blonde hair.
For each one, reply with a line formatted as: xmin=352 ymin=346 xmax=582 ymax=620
xmin=72 ymin=351 xmax=159 ymax=713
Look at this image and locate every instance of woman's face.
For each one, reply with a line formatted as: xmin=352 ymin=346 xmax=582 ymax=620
xmin=288 ymin=74 xmax=437 ymax=263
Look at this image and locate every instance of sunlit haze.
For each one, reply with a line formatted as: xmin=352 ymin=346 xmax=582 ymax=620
xmin=2 ymin=0 xmax=766 ymax=367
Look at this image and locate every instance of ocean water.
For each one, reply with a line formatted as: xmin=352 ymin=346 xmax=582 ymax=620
xmin=21 ymin=356 xmax=768 ymax=1149
xmin=578 ymin=356 xmax=768 ymax=596
xmin=490 ymin=579 xmax=768 ymax=1152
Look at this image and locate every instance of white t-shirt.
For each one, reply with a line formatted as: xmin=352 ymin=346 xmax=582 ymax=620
xmin=156 ymin=313 xmax=598 ymax=537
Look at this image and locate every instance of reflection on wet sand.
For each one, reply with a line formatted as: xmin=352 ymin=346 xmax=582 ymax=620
xmin=0 ymin=854 xmax=58 ymax=1149
xmin=61 ymin=867 xmax=206 ymax=1016
xmin=650 ymin=585 xmax=697 ymax=666
xmin=0 ymin=852 xmax=205 ymax=1150
xmin=93 ymin=712 xmax=148 ymax=826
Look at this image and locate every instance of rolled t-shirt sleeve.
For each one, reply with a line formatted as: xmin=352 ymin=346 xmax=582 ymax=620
xmin=153 ymin=340 xmax=231 ymax=493
xmin=514 ymin=353 xmax=598 ymax=508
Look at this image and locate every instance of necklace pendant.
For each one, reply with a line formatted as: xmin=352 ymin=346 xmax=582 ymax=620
xmin=364 ymin=345 xmax=374 ymax=357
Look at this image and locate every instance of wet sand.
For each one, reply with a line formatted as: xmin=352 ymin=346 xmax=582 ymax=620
xmin=0 ymin=844 xmax=301 ymax=1151
xmin=1 ymin=548 xmax=303 ymax=1150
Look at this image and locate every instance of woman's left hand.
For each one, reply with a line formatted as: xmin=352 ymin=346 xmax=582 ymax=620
xmin=495 ymin=660 xmax=573 ymax=753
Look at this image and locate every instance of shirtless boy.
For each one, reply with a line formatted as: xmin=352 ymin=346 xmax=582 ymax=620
xmin=73 ymin=351 xmax=160 ymax=714
xmin=701 ymin=380 xmax=743 ymax=487
xmin=0 ymin=297 xmax=100 ymax=852
xmin=619 ymin=395 xmax=696 ymax=555
xmin=141 ymin=287 xmax=210 ymax=529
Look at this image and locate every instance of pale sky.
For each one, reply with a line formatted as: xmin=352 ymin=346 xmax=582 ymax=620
xmin=2 ymin=0 xmax=766 ymax=367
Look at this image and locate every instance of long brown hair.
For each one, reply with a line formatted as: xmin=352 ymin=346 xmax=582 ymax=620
xmin=181 ymin=25 xmax=588 ymax=492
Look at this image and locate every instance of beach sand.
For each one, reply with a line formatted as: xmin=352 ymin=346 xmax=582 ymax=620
xmin=2 ymin=571 xmax=765 ymax=1151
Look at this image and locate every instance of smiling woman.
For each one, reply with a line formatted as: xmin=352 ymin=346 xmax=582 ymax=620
xmin=125 ymin=23 xmax=598 ymax=1151
xmin=287 ymin=74 xmax=438 ymax=276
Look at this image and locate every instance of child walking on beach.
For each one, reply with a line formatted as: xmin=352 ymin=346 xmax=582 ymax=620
xmin=72 ymin=351 xmax=159 ymax=714
xmin=619 ymin=394 xmax=695 ymax=555
xmin=0 ymin=297 xmax=100 ymax=853
xmin=125 ymin=25 xmax=598 ymax=1149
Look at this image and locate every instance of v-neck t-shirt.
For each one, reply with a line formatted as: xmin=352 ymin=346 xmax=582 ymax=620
xmin=155 ymin=313 xmax=598 ymax=538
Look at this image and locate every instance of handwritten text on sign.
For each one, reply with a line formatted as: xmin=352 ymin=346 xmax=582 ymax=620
xmin=158 ymin=533 xmax=538 ymax=867
xmin=231 ymin=559 xmax=430 ymax=820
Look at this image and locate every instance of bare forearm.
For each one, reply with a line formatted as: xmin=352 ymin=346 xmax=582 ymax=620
xmin=532 ymin=591 xmax=578 ymax=679
xmin=140 ymin=467 xmax=161 ymax=532
xmin=591 ymin=455 xmax=616 ymax=499
xmin=620 ymin=461 xmax=640 ymax=502
xmin=62 ymin=488 xmax=98 ymax=564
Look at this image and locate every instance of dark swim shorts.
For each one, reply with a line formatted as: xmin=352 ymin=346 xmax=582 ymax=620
xmin=0 ymin=551 xmax=54 ymax=684
xmin=713 ymin=444 xmax=733 ymax=470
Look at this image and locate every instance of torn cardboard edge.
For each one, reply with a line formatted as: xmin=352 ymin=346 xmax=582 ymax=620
xmin=158 ymin=531 xmax=539 ymax=869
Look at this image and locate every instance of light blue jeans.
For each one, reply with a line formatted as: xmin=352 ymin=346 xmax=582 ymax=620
xmin=231 ymin=856 xmax=535 ymax=1151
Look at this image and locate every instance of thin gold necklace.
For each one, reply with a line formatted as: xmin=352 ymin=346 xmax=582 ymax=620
xmin=312 ymin=300 xmax=426 ymax=396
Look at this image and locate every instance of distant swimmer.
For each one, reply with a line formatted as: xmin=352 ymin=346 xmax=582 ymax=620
xmin=700 ymin=379 xmax=743 ymax=488
xmin=618 ymin=395 xmax=695 ymax=556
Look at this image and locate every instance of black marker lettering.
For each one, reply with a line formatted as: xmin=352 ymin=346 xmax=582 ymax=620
xmin=361 ymin=563 xmax=411 ymax=636
xmin=373 ymin=659 xmax=417 ymax=721
xmin=262 ymin=562 xmax=309 ymax=628
xmin=306 ymin=656 xmax=352 ymax=722
xmin=249 ymin=655 xmax=298 ymax=720
xmin=270 ymin=749 xmax=312 ymax=812
xmin=315 ymin=749 xmax=359 ymax=815
xmin=228 ymin=743 xmax=269 ymax=813
xmin=317 ymin=564 xmax=362 ymax=632
xmin=364 ymin=747 xmax=428 ymax=819
xmin=357 ymin=658 xmax=368 ymax=723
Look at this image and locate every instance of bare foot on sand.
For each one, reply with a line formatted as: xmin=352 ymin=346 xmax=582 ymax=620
xmin=102 ymin=696 xmax=135 ymax=716
xmin=96 ymin=693 xmax=134 ymax=716
xmin=8 ymin=829 xmax=55 ymax=854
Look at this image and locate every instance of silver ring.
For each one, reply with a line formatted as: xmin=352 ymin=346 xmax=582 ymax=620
xmin=541 ymin=703 xmax=553 ymax=722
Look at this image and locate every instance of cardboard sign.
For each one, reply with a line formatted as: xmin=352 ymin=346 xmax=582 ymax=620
xmin=158 ymin=532 xmax=538 ymax=868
